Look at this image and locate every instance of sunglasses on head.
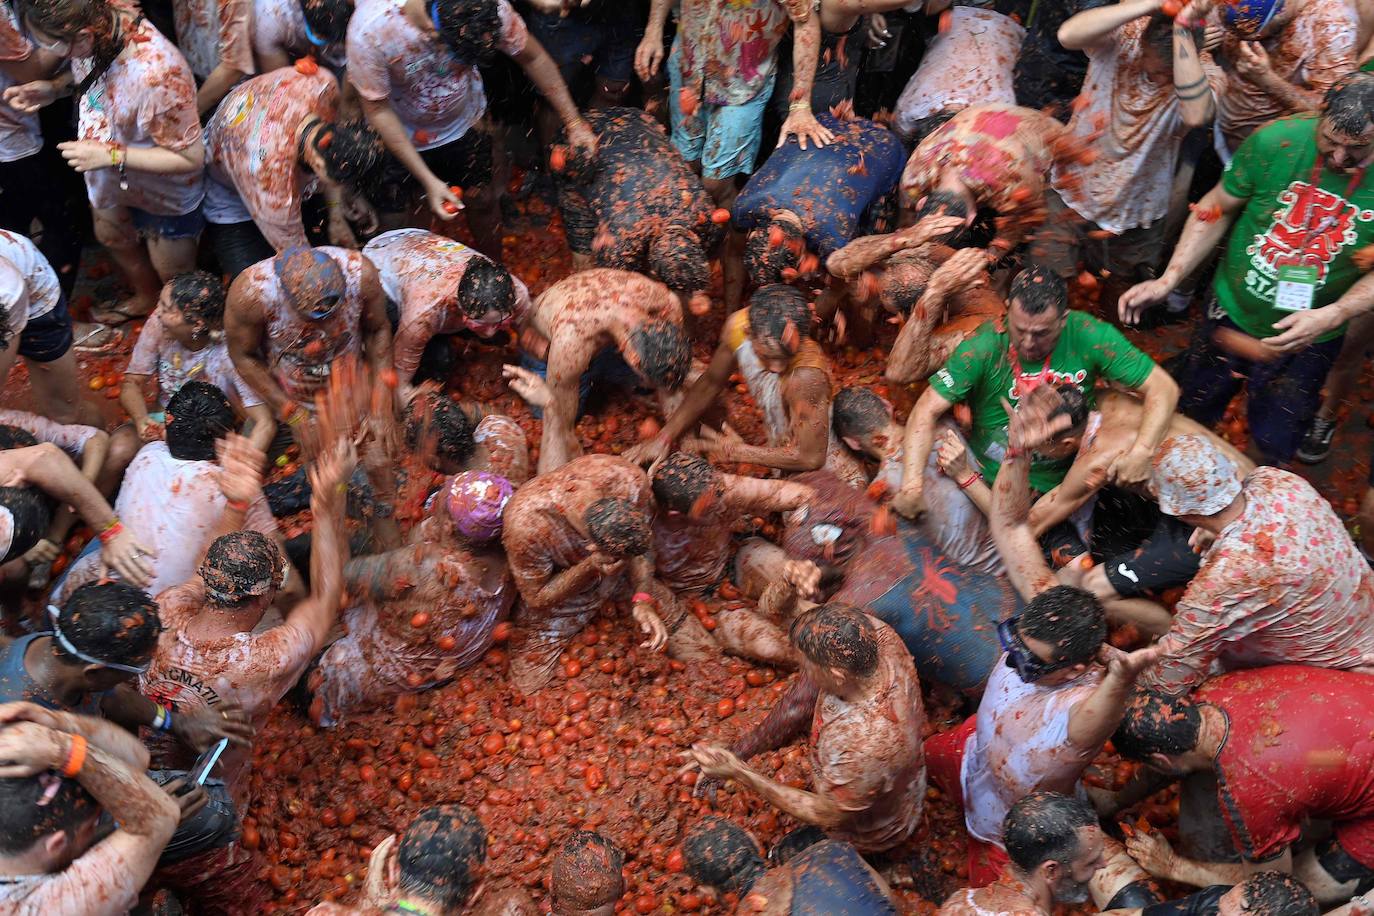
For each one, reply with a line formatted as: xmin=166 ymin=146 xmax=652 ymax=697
xmin=302 ymin=294 xmax=341 ymax=320
xmin=997 ymin=616 xmax=1071 ymax=683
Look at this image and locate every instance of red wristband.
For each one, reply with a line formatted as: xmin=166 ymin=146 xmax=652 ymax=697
xmin=632 ymin=592 xmax=655 ymax=605
xmin=957 ymin=473 xmax=980 ymax=490
xmin=98 ymin=519 xmax=124 ymax=544
xmin=225 ymin=499 xmax=250 ymax=513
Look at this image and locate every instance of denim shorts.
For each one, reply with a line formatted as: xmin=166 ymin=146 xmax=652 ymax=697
xmin=130 ymin=205 xmax=205 ymax=241
xmin=17 ymin=293 xmax=73 ymax=362
xmin=668 ymin=49 xmax=774 ymax=180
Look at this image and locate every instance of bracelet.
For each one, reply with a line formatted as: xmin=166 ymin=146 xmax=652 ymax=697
xmin=62 ymin=734 xmax=87 ymax=778
xmin=285 ymin=406 xmax=306 ymax=427
xmin=788 ymin=100 xmax=809 ymax=112
xmin=225 ymin=499 xmax=250 ymax=513
xmin=1004 ymin=447 xmax=1025 ymax=461
xmin=632 ymin=591 xmax=655 ymax=606
xmin=957 ymin=473 xmax=980 ymax=490
xmin=108 ymin=144 xmax=121 ymax=166
xmin=151 ymin=705 xmax=174 ymax=732
xmin=98 ymin=519 xmax=124 ymax=544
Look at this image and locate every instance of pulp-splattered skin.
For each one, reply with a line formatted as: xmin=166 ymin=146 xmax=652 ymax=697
xmin=309 ymin=515 xmax=517 ymax=727
xmin=1213 ymin=0 xmax=1356 ymax=153
xmin=224 ymin=248 xmax=394 ymax=413
xmin=501 ymin=454 xmax=664 ymax=692
xmin=554 ymin=107 xmax=720 ymax=283
xmin=364 ymin=229 xmax=533 ymax=389
xmin=1141 ymin=462 xmax=1374 ymax=694
xmin=937 ymin=871 xmax=1051 ymax=916
xmin=522 ymin=269 xmax=685 ymax=474
xmin=204 ymin=67 xmax=341 ymax=251
xmin=901 ymin=104 xmax=1065 ymax=256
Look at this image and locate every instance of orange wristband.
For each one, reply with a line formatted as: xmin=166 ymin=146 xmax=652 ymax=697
xmin=62 ymin=734 xmax=87 ymax=778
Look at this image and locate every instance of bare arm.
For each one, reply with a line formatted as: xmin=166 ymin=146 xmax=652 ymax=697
xmin=724 ymin=755 xmax=848 ymax=827
xmin=518 ymin=553 xmax=605 ymax=612
xmin=1127 ymin=832 xmax=1291 ymax=890
xmin=660 ymin=339 xmax=736 ymax=443
xmin=709 ymin=369 xmax=829 ymax=472
xmin=991 ymin=448 xmax=1058 ymax=600
xmin=116 ymin=142 xmax=204 ymax=176
xmin=196 ymin=62 xmax=251 ymax=117
xmin=537 ymin=345 xmax=588 ymax=474
xmin=892 ymin=387 xmax=954 ymax=518
xmin=727 ymin=674 xmax=819 ymax=761
xmin=78 ymin=430 xmax=108 ymax=482
xmin=225 ymin=277 xmax=292 ymax=416
xmin=1059 ymin=0 xmax=1162 ymax=50
xmin=1029 ymin=459 xmax=1110 ymax=537
xmin=513 ymin=38 xmax=589 ymax=143
xmin=119 ymin=374 xmax=154 ymax=434
xmin=357 ymin=94 xmax=461 ymax=219
xmin=358 ymin=260 xmax=394 ymax=376
xmin=722 ymin=475 xmax=815 ymax=514
xmin=633 ymin=0 xmax=672 ymax=80
xmin=284 ymin=442 xmax=354 ymax=651
xmin=1066 ymin=644 xmax=1165 ymax=748
xmin=1172 ymin=17 xmax=1216 ymax=127
xmin=1118 ymin=366 xmax=1180 ymax=475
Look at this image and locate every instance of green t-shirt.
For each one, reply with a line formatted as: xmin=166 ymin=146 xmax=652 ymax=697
xmin=928 ymin=311 xmax=1156 ymax=491
xmin=1216 ymin=114 xmax=1374 ymax=342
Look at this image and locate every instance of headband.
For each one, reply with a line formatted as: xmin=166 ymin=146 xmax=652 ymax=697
xmin=47 ymin=604 xmax=149 ymax=675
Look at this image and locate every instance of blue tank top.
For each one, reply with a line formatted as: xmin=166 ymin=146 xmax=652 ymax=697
xmin=734 ymin=115 xmax=907 ymax=257
xmin=0 ymin=633 xmax=105 ymax=715
xmin=788 ymin=841 xmax=897 ymax=916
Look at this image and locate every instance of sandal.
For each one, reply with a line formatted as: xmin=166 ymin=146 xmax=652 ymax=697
xmin=72 ymin=322 xmax=125 ymax=353
xmin=90 ymin=301 xmax=153 ymax=326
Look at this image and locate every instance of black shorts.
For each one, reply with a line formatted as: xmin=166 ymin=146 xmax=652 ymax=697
xmin=370 ymin=128 xmax=494 ymax=214
xmin=1102 ymin=512 xmax=1200 ymax=598
xmin=17 ymin=295 xmax=74 ymax=363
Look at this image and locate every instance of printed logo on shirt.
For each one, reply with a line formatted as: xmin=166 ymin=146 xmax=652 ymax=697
xmin=227 ymin=92 xmax=255 ymax=128
xmin=1006 ymin=368 xmax=1087 ymax=403
xmin=935 ymin=368 xmax=955 ymax=389
xmin=1116 ymin=563 xmax=1139 ymax=584
xmin=1247 ymin=180 xmax=1374 ymax=286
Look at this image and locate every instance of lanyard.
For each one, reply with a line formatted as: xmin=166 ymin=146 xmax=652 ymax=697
xmin=1294 ymin=159 xmax=1368 ymax=253
xmin=1007 ymin=344 xmax=1053 ymax=395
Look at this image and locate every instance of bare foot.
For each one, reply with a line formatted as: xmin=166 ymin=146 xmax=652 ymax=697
xmin=91 ymin=294 xmax=156 ymax=325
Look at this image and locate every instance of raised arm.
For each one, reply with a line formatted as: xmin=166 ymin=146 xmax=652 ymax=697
xmin=1171 ymin=3 xmax=1216 ymax=128
xmin=1066 ymin=643 xmax=1165 ymax=748
xmin=1059 ymin=0 xmax=1163 ymax=50
xmin=887 ymin=248 xmax=990 ymax=383
xmin=284 ymin=440 xmax=356 ymax=651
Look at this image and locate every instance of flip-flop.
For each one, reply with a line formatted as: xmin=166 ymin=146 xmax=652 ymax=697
xmin=72 ymin=323 xmax=124 ymax=353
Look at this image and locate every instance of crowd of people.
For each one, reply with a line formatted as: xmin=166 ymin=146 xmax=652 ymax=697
xmin=2 ymin=0 xmax=1374 ymax=911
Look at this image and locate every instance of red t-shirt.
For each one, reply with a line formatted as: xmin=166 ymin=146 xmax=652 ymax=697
xmin=1202 ymin=666 xmax=1374 ymax=863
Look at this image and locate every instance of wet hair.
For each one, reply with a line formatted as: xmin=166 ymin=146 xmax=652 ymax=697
xmin=397 ymin=805 xmax=487 ymax=908
xmin=0 ymin=485 xmax=54 ymax=562
xmin=913 ymin=189 xmax=972 ymax=227
xmin=1325 ymin=73 xmax=1374 ymax=138
xmin=626 ymin=321 xmax=689 ymax=391
xmin=1003 ymin=792 xmax=1097 ymax=875
xmin=747 ymin=284 xmax=811 ymax=351
xmin=432 ymin=0 xmax=502 ymax=66
xmin=650 ymin=227 xmax=709 ymax=293
xmin=1144 ymin=13 xmax=1203 ymax=58
xmin=165 ymin=380 xmax=235 ymax=462
xmin=201 ymin=530 xmax=284 ymax=607
xmin=1112 ymin=689 xmax=1204 ymax=761
xmin=832 ymin=387 xmax=892 ymax=441
xmin=789 ymin=603 xmax=880 ymax=678
xmin=1050 ymin=384 xmax=1090 ymax=434
xmin=1018 ymin=585 xmax=1105 ymax=666
xmin=907 ymin=110 xmax=957 ymax=146
xmin=0 ymin=424 xmax=39 ymax=450
xmin=455 ymin=258 xmax=515 ymax=320
xmin=881 ymin=259 xmax=933 ymax=316
xmin=1009 ymin=265 xmax=1068 ymax=317
xmin=1237 ymin=872 xmax=1319 ymax=916
xmin=301 ymin=0 xmax=353 ymax=44
xmin=584 ymin=498 xmax=650 ymax=558
xmin=403 ymin=394 xmax=477 ymax=469
xmin=55 ymin=582 xmax=161 ymax=670
xmin=168 ymin=271 xmax=226 ymax=332
xmin=682 ymin=817 xmax=766 ymax=895
xmin=0 ymin=772 xmax=97 ymax=854
xmin=312 ymin=120 xmax=383 ymax=186
xmin=743 ymin=217 xmax=804 ymax=286
xmin=551 ymin=831 xmax=625 ymax=909
xmin=651 ymin=451 xmax=717 ymax=514
xmin=22 ymin=0 xmax=122 ymax=97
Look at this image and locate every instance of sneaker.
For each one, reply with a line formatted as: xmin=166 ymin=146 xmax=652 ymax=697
xmin=1296 ymin=415 xmax=1337 ymax=464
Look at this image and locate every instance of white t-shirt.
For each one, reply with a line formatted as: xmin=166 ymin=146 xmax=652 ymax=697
xmin=960 ymin=656 xmax=1101 ymax=845
xmin=894 ymin=7 xmax=1023 ymax=134
xmin=0 ymin=839 xmax=146 ymax=915
xmin=55 ymin=442 xmax=277 ymax=601
xmin=345 ymin=0 xmax=527 ymax=150
xmin=126 ymin=311 xmax=264 ymax=410
xmin=0 ymin=230 xmax=60 ymax=321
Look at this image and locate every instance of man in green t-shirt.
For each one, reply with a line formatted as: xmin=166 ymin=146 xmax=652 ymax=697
xmin=1120 ymin=74 xmax=1374 ymax=464
xmin=892 ymin=266 xmax=1178 ymax=518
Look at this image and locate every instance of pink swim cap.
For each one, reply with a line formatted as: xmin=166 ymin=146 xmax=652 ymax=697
xmin=444 ymin=471 xmax=514 ymax=541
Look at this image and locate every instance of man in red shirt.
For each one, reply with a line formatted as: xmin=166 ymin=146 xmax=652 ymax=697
xmin=1113 ymin=666 xmax=1374 ymax=907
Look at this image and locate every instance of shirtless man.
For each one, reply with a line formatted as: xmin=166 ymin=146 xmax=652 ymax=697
xmin=626 ymin=284 xmax=831 ymax=474
xmin=364 ymin=229 xmax=531 ymax=392
xmin=942 ymin=388 xmax=1252 ymax=636
xmin=899 ymin=104 xmax=1066 ymax=260
xmin=139 ymin=435 xmax=352 ymax=801
xmin=502 ymin=454 xmax=690 ymax=693
xmin=0 ymin=706 xmax=182 ymax=914
xmin=553 ymin=107 xmax=720 ymax=296
xmin=687 ymin=603 xmax=926 ymax=854
xmin=309 ymin=470 xmax=517 ymax=726
xmin=204 ymin=66 xmax=381 ymax=278
xmin=506 ymin=269 xmax=689 ymax=474
xmin=225 ymin=245 xmax=393 ymax=443
xmin=938 ymin=793 xmax=1105 ymax=916
xmin=681 ymin=818 xmax=898 ymax=915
